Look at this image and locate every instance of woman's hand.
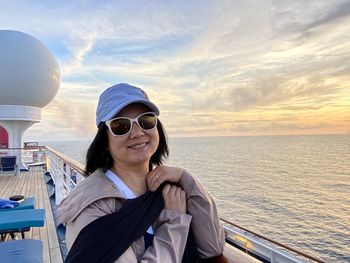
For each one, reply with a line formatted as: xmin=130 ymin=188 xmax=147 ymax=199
xmin=162 ymin=184 xmax=186 ymax=213
xmin=147 ymin=165 xmax=184 ymax=192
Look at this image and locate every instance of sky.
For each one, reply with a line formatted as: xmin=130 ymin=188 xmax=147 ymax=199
xmin=1 ymin=0 xmax=350 ymax=140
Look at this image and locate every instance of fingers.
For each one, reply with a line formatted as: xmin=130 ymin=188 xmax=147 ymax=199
xmin=147 ymin=166 xmax=167 ymax=191
xmin=147 ymin=171 xmax=159 ymax=192
xmin=162 ymin=184 xmax=171 ymax=195
xmin=162 ymin=184 xmax=186 ymax=213
xmin=147 ymin=166 xmax=184 ymax=192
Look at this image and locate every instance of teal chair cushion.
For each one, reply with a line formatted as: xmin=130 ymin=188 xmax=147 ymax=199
xmin=0 ymin=239 xmax=43 ymax=263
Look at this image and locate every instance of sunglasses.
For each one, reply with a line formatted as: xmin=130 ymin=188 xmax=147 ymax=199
xmin=105 ymin=112 xmax=158 ymax=136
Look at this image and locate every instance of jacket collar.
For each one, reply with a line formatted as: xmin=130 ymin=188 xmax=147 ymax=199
xmin=58 ymin=168 xmax=124 ymax=224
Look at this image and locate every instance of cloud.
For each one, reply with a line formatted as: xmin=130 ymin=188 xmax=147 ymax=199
xmin=26 ymin=97 xmax=97 ymax=140
xmin=304 ymin=1 xmax=350 ymax=30
xmin=2 ymin=0 xmax=350 ymax=138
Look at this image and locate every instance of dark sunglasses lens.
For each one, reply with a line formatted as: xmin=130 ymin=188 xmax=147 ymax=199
xmin=110 ymin=118 xmax=131 ymax=135
xmin=138 ymin=114 xmax=157 ymax=130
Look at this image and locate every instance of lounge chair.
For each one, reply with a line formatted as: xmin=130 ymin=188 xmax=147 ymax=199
xmin=0 ymin=239 xmax=43 ymax=263
xmin=0 ymin=209 xmax=45 ymax=241
xmin=0 ymin=155 xmax=19 ymax=175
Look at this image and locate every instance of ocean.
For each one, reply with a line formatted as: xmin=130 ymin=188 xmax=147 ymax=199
xmin=41 ymin=134 xmax=350 ymax=262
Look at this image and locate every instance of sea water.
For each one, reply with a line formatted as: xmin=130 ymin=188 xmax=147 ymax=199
xmin=41 ymin=134 xmax=350 ymax=262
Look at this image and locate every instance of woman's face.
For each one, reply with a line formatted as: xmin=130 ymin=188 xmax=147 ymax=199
xmin=107 ymin=103 xmax=159 ymax=169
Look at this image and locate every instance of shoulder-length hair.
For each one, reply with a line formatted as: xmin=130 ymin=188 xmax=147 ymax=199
xmin=84 ymin=120 xmax=169 ymax=176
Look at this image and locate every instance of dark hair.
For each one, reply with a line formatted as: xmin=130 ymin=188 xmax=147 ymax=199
xmin=84 ymin=120 xmax=169 ymax=176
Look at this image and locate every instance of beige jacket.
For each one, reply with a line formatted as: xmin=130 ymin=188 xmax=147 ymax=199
xmin=58 ymin=168 xmax=225 ymax=263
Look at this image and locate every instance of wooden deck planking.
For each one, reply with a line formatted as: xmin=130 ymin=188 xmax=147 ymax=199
xmin=0 ymin=167 xmax=63 ymax=263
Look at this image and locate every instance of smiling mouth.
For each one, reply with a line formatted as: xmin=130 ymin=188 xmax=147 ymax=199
xmin=128 ymin=142 xmax=148 ymax=149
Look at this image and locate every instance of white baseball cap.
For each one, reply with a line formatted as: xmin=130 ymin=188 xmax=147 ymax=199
xmin=96 ymin=83 xmax=160 ymax=127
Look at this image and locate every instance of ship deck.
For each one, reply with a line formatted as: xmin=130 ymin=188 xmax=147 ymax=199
xmin=0 ymin=166 xmax=63 ymax=263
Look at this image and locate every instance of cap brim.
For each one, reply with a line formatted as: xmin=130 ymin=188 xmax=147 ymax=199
xmin=102 ymin=98 xmax=160 ymax=123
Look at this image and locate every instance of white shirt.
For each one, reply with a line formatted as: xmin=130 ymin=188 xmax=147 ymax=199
xmin=105 ymin=169 xmax=154 ymax=234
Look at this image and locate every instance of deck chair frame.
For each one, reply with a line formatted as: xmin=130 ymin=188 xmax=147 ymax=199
xmin=0 ymin=155 xmax=19 ymax=175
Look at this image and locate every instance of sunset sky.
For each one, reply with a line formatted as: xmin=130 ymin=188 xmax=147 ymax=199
xmin=1 ymin=0 xmax=350 ymax=140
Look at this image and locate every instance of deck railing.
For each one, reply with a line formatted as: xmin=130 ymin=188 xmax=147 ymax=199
xmin=221 ymin=218 xmax=326 ymax=263
xmin=44 ymin=146 xmax=85 ymax=205
xmin=9 ymin=145 xmax=327 ymax=263
xmin=0 ymin=146 xmax=47 ymax=169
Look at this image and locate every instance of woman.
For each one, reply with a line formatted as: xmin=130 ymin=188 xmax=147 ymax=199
xmin=58 ymin=83 xmax=225 ymax=263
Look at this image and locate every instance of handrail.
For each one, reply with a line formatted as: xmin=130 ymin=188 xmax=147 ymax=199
xmin=45 ymin=146 xmax=85 ymax=175
xmin=0 ymin=146 xmax=46 ymax=150
xmin=43 ymin=146 xmax=85 ymax=204
xmin=220 ymin=217 xmax=327 ymax=263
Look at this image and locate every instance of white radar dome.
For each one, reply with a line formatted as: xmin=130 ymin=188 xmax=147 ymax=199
xmin=0 ymin=30 xmax=60 ymax=107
